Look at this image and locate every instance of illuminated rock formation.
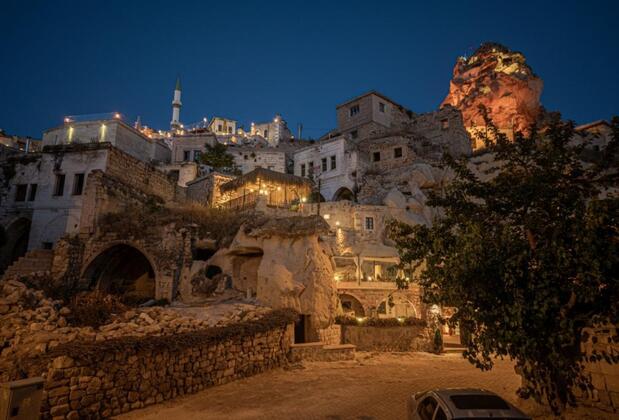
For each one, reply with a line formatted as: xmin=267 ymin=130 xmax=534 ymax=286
xmin=441 ymin=42 xmax=543 ymax=148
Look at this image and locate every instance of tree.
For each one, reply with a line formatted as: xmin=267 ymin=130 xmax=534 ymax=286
xmin=199 ymin=143 xmax=235 ymax=171
xmin=388 ymin=115 xmax=619 ymax=413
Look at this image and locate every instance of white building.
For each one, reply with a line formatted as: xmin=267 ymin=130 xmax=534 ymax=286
xmin=293 ymin=137 xmax=358 ymax=201
xmin=43 ymin=117 xmax=171 ymax=164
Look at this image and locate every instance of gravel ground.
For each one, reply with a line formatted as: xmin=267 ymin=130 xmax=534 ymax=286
xmin=119 ymin=351 xmax=615 ymax=420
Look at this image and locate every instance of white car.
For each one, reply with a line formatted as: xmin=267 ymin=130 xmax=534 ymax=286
xmin=408 ymin=388 xmax=531 ymax=420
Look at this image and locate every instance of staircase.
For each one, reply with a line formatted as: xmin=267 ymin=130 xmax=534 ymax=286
xmin=443 ymin=335 xmax=466 ymax=354
xmin=2 ymin=249 xmax=54 ymax=281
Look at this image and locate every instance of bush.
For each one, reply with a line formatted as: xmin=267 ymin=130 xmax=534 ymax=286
xmin=66 ymin=291 xmax=127 ymax=328
xmin=335 ymin=315 xmax=427 ymax=327
xmin=433 ymin=328 xmax=443 ymax=354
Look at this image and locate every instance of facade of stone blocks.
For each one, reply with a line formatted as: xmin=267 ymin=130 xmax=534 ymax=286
xmin=170 ymin=133 xmax=217 ymax=163
xmin=229 ymin=147 xmax=287 ymax=174
xmin=293 ymin=137 xmax=358 ymax=201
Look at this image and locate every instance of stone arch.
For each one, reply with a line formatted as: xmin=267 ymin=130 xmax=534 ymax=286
xmin=0 ymin=217 xmax=32 ymax=274
xmin=332 ymin=187 xmax=354 ymax=202
xmin=81 ymin=243 xmax=157 ymax=303
xmin=339 ymin=293 xmax=366 ymax=317
xmin=377 ymin=292 xmax=418 ymax=318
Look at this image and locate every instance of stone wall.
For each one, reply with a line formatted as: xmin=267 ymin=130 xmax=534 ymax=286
xmin=317 ymin=324 xmax=342 ymax=345
xmin=341 ymin=324 xmax=432 ymax=352
xmin=579 ymin=326 xmax=619 ymax=411
xmin=37 ymin=310 xmax=296 ymax=419
xmin=105 ymin=147 xmax=178 ymax=202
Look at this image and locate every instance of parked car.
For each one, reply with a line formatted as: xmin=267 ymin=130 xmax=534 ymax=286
xmin=407 ymin=388 xmax=531 ymax=420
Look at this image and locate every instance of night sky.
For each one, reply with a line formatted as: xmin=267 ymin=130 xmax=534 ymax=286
xmin=2 ymin=0 xmax=618 ymax=139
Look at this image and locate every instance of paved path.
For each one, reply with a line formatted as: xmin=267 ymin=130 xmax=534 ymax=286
xmin=120 ymin=352 xmax=527 ymax=420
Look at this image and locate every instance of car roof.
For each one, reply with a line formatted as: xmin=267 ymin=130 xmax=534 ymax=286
xmin=428 ymin=389 xmax=530 ymax=419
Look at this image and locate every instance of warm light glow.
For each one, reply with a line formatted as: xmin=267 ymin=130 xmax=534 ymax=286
xmin=356 ymin=317 xmax=366 ymax=324
xmin=67 ymin=126 xmax=74 ymax=143
xmin=113 ymin=112 xmax=121 ymax=119
xmin=335 ymin=220 xmax=340 ymax=226
xmin=276 ymin=186 xmax=281 ymax=191
xmin=100 ymin=124 xmax=106 ymax=142
xmin=397 ymin=317 xmax=405 ymax=323
xmin=301 ymin=197 xmax=307 ymax=203
xmin=323 ymin=214 xmax=330 ymax=220
xmin=64 ymin=117 xmax=71 ymax=123
xmin=367 ymin=276 xmax=373 ymax=281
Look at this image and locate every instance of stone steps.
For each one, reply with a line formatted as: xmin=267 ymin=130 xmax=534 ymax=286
xmin=289 ymin=342 xmax=356 ymax=362
xmin=2 ymin=249 xmax=54 ymax=281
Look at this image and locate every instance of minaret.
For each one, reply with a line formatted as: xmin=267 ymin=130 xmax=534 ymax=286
xmin=171 ymin=76 xmax=182 ymax=130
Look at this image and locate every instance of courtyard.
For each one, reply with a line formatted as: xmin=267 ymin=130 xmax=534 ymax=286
xmin=121 ymin=352 xmax=524 ymax=420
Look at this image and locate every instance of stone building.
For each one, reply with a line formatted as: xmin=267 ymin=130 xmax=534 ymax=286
xmin=228 ymin=145 xmax=288 ymax=174
xmin=248 ymin=114 xmax=293 ymax=147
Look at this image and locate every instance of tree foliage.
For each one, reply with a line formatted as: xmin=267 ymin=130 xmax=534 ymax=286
xmin=199 ymin=143 xmax=235 ymax=170
xmin=388 ymin=115 xmax=619 ymax=413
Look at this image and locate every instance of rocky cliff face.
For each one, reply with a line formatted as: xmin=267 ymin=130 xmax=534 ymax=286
xmin=441 ymin=42 xmax=543 ymax=146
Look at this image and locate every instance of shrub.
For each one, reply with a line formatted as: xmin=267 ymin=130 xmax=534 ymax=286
xmin=335 ymin=315 xmax=427 ymax=327
xmin=433 ymin=328 xmax=443 ymax=354
xmin=66 ymin=291 xmax=127 ymax=328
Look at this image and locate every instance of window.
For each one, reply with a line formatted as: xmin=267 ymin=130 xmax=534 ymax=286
xmin=228 ymin=126 xmax=232 ymax=133
xmin=350 ymin=130 xmax=358 ymax=139
xmin=194 ymin=150 xmax=202 ymax=162
xmin=417 ymin=396 xmax=438 ymax=420
xmin=53 ymin=174 xmax=65 ymax=196
xmin=330 ymin=155 xmax=336 ymax=170
xmin=308 ymin=161 xmax=314 ymax=176
xmin=183 ymin=150 xmax=191 ymax=161
xmin=14 ymin=184 xmax=27 ymax=202
xmin=441 ymin=118 xmax=449 ymax=130
xmin=373 ymin=151 xmax=381 ymax=162
xmin=349 ymin=104 xmax=360 ymax=117
xmin=264 ymin=129 xmax=268 ymax=137
xmin=321 ymin=158 xmax=327 ymax=171
xmin=365 ymin=216 xmax=374 ymax=230
xmin=379 ymin=102 xmax=385 ymax=113
xmin=217 ymin=124 xmax=223 ymax=132
xmin=72 ymin=173 xmax=85 ymax=196
xmin=28 ymin=184 xmax=37 ymax=201
xmin=394 ymin=147 xmax=403 ymax=158
xmin=301 ymin=163 xmax=306 ymax=177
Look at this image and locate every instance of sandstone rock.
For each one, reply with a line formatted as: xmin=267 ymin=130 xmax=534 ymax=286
xmin=441 ymin=42 xmax=543 ymax=147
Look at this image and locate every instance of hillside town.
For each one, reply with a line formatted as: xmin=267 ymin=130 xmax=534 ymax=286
xmin=0 ymin=41 xmax=617 ymax=420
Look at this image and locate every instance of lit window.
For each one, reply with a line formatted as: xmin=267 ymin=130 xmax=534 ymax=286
xmin=394 ymin=147 xmax=403 ymax=158
xmin=379 ymin=102 xmax=385 ymax=113
xmin=373 ymin=151 xmax=381 ymax=162
xmin=365 ymin=216 xmax=374 ymax=230
xmin=53 ymin=174 xmax=65 ymax=197
xmin=321 ymin=158 xmax=327 ymax=171
xmin=330 ymin=155 xmax=336 ymax=170
xmin=14 ymin=184 xmax=27 ymax=202
xmin=349 ymin=105 xmax=360 ymax=117
xmin=72 ymin=173 xmax=85 ymax=196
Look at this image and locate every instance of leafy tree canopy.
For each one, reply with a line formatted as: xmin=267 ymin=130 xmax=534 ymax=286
xmin=199 ymin=143 xmax=235 ymax=171
xmin=389 ymin=115 xmax=619 ymax=413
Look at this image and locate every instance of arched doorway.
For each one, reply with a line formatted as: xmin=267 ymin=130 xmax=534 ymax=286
xmin=0 ymin=218 xmax=32 ymax=274
xmin=333 ymin=187 xmax=354 ymax=202
xmin=82 ymin=244 xmax=156 ymax=302
xmin=339 ymin=293 xmax=365 ymax=317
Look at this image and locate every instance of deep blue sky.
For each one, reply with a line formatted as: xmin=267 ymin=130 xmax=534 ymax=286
xmin=1 ymin=0 xmax=618 ymax=139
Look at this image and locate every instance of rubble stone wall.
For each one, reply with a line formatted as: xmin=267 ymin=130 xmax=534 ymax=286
xmin=317 ymin=324 xmax=342 ymax=345
xmin=39 ymin=314 xmax=295 ymax=419
xmin=341 ymin=324 xmax=432 ymax=352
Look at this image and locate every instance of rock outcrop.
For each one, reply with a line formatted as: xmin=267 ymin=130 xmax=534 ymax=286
xmin=441 ymin=42 xmax=543 ymax=147
xmin=207 ymin=214 xmax=339 ymax=335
